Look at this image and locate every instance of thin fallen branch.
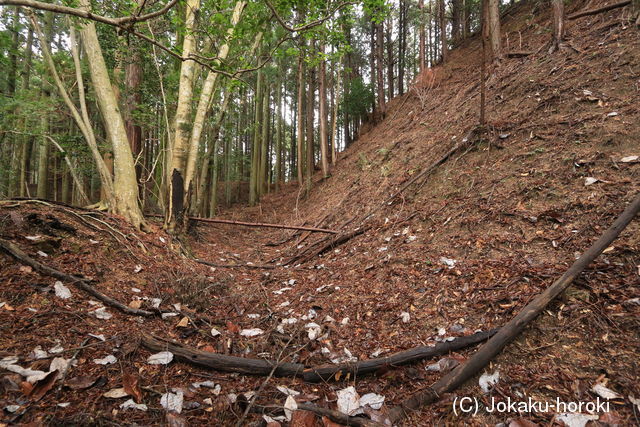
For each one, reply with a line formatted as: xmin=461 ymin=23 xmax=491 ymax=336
xmin=146 ymin=213 xmax=337 ymax=234
xmin=505 ymin=50 xmax=533 ymax=58
xmin=193 ymin=217 xmax=338 ymax=234
xmin=141 ymin=334 xmax=306 ymax=377
xmin=379 ymin=127 xmax=481 ymax=211
xmin=0 ymin=238 xmax=154 ymax=317
xmin=285 ymin=225 xmax=370 ymax=266
xmin=303 ymin=329 xmax=497 ymax=382
xmin=195 ymin=259 xmax=276 ymax=270
xmin=568 ymin=0 xmax=631 ymax=19
xmin=388 ymin=192 xmax=640 ymax=423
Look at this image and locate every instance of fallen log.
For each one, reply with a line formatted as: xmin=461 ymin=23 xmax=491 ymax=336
xmin=568 ymin=0 xmax=631 ymax=19
xmin=296 ymin=403 xmax=383 ymax=427
xmin=146 ymin=213 xmax=337 ymax=234
xmin=141 ymin=334 xmax=306 ymax=377
xmin=303 ymin=329 xmax=497 ymax=382
xmin=388 ymin=192 xmax=640 ymax=423
xmin=0 ymin=238 xmax=154 ymax=317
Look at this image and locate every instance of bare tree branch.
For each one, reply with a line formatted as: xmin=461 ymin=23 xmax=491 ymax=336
xmin=0 ymin=0 xmax=178 ymax=26
xmin=263 ymin=0 xmax=356 ymax=33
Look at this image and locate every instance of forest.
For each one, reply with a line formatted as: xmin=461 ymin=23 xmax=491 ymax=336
xmin=0 ymin=0 xmax=639 ymax=425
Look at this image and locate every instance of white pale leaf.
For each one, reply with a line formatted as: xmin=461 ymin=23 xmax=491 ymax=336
xmin=54 ymin=281 xmax=72 ymax=299
xmin=337 ymin=386 xmax=363 ymax=416
xmin=93 ymin=355 xmax=117 ymax=365
xmin=360 ymin=393 xmax=385 ymax=410
xmin=160 ymin=390 xmax=184 ymax=413
xmin=147 ymin=351 xmax=173 ymax=365
xmin=284 ymin=395 xmax=298 ymax=421
xmin=479 ymin=371 xmax=500 ymax=393
xmin=240 ymin=328 xmax=264 ymax=337
xmin=120 ymin=399 xmax=148 ymax=411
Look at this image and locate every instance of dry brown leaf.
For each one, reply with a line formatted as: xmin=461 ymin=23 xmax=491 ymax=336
xmin=129 ymin=300 xmax=142 ymax=309
xmin=226 ymin=321 xmax=240 ymax=333
xmin=123 ymin=372 xmax=143 ymax=403
xmin=176 ymin=317 xmax=189 ymax=328
xmin=65 ymin=376 xmax=98 ymax=390
xmin=29 ymin=370 xmax=59 ymax=401
xmin=290 ymin=409 xmax=319 ymax=427
xmin=165 ymin=412 xmax=187 ymax=427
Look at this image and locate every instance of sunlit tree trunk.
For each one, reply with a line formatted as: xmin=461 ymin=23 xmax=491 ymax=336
xmin=184 ymin=0 xmax=246 ymax=204
xmin=165 ymin=0 xmax=200 ymax=231
xmin=78 ymin=0 xmax=145 ymax=229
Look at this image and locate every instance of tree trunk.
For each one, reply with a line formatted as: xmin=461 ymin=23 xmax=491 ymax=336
xmin=183 ymin=0 xmax=246 ymax=203
xmin=78 ymin=0 xmax=145 ymax=229
xmin=487 ymin=0 xmax=502 ymax=60
xmin=330 ymin=71 xmax=340 ymax=165
xmin=452 ymin=0 xmax=462 ymax=43
xmin=259 ymin=84 xmax=269 ymax=196
xmin=398 ymin=0 xmax=406 ymax=95
xmin=419 ymin=0 xmax=426 ymax=72
xmin=275 ymin=71 xmax=283 ymax=191
xmin=375 ymin=22 xmax=386 ymax=118
xmin=439 ymin=0 xmax=447 ymax=62
xmin=296 ymin=50 xmax=305 ymax=186
xmin=249 ymin=71 xmax=263 ymax=206
xmin=386 ymin=16 xmax=393 ymax=101
xmin=551 ymin=0 xmax=565 ymax=52
xmin=318 ymin=43 xmax=330 ymax=179
xmin=165 ymin=0 xmax=200 ymax=232
xmin=305 ymin=47 xmax=315 ymax=193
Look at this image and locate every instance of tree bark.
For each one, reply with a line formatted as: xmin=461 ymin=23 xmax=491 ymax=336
xmin=439 ymin=0 xmax=447 ymax=62
xmin=375 ymin=22 xmax=386 ymax=118
xmin=550 ymin=0 xmax=565 ymax=52
xmin=296 ymin=50 xmax=305 ymax=186
xmin=419 ymin=0 xmax=426 ymax=72
xmin=305 ymin=44 xmax=316 ymax=192
xmin=487 ymin=0 xmax=502 ymax=60
xmin=78 ymin=0 xmax=145 ymax=229
xmin=165 ymin=0 xmax=200 ymax=232
xmin=319 ymin=43 xmax=330 ymax=179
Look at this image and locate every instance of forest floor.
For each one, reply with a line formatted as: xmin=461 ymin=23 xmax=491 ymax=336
xmin=2 ymin=0 xmax=640 ymax=426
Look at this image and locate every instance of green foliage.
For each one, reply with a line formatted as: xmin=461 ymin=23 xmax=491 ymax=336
xmin=343 ymin=77 xmax=373 ymax=118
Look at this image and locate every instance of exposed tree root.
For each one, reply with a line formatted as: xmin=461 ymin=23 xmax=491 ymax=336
xmin=387 ymin=192 xmax=640 ymax=423
xmin=302 ymin=329 xmax=497 ymax=382
xmin=142 ymin=334 xmax=306 ymax=377
xmin=141 ymin=330 xmax=495 ymax=382
xmin=0 ymin=238 xmax=154 ymax=317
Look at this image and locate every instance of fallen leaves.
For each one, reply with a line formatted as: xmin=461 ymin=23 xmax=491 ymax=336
xmin=147 ymin=351 xmax=173 ymax=365
xmin=123 ymin=372 xmax=143 ymax=403
xmin=29 ymin=370 xmax=59 ymax=401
